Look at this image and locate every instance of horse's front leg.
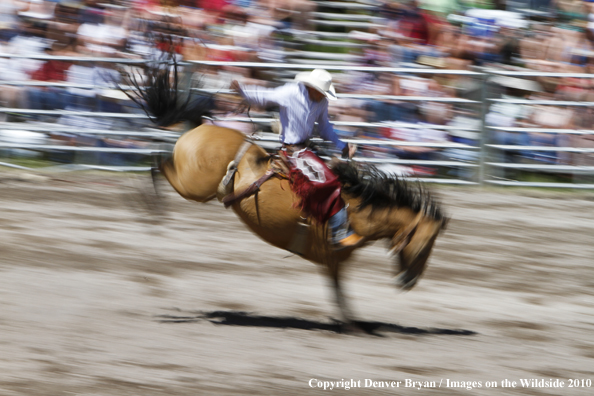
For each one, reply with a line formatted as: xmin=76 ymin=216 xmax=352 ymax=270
xmin=327 ymin=261 xmax=361 ymax=334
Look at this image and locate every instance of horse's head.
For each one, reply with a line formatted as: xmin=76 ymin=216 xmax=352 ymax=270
xmin=332 ymin=161 xmax=448 ymax=290
xmin=391 ymin=215 xmax=448 ymax=290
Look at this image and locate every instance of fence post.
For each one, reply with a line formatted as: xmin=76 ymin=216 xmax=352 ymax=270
xmin=477 ymin=72 xmax=489 ymax=187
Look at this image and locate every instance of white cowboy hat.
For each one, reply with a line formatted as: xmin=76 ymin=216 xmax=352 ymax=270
xmin=294 ymin=69 xmax=337 ymax=100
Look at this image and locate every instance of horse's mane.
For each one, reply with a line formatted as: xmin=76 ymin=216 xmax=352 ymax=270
xmin=118 ymin=48 xmax=214 ymax=127
xmin=332 ymin=162 xmax=445 ymax=221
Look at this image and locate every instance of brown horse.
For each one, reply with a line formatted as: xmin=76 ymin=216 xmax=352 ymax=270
xmin=125 ymin=60 xmax=448 ymax=327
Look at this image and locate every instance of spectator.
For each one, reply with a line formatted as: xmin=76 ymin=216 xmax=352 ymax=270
xmin=63 ymin=57 xmax=97 ymax=111
xmin=383 ymin=108 xmax=448 ymax=165
xmin=366 ymin=74 xmax=418 ymax=124
xmin=77 ymin=6 xmax=128 ymax=56
xmin=420 ymin=78 xmax=453 ymax=125
xmin=256 ymin=0 xmax=316 ymax=30
xmin=393 ymin=0 xmax=429 ymax=45
xmin=0 ymin=13 xmax=54 ymax=113
xmin=46 ymin=2 xmax=80 ymax=51
xmin=0 ymin=0 xmax=23 ymax=42
xmin=486 ymin=76 xmax=536 ymax=165
xmin=27 ymin=44 xmax=71 ymax=115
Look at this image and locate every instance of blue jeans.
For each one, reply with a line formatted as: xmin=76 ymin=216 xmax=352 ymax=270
xmin=62 ymin=92 xmax=96 ymax=111
xmin=328 ymin=207 xmax=354 ymax=244
xmin=27 ymin=88 xmax=66 ymax=111
xmin=367 ymin=101 xmax=418 ymax=123
xmin=492 ymin=131 xmax=530 ymax=163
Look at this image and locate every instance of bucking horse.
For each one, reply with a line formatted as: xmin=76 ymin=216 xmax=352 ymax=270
xmin=122 ymin=56 xmax=448 ymax=331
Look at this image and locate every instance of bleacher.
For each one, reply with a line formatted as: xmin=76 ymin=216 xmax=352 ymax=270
xmin=281 ymin=0 xmax=387 ymax=66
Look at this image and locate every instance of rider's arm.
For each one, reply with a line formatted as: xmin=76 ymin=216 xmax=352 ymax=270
xmin=317 ymin=104 xmax=347 ymax=152
xmin=234 ymin=82 xmax=295 ymax=108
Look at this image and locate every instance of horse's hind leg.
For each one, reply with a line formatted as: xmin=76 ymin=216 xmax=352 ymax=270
xmin=147 ymin=155 xmax=168 ymax=217
xmin=135 ymin=150 xmax=168 ymax=218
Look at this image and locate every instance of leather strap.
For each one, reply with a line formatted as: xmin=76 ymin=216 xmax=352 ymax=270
xmin=221 ymin=139 xmax=254 ymax=187
xmin=222 ymin=170 xmax=276 ymax=208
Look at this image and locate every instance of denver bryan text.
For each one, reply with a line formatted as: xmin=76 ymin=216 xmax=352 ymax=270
xmin=308 ymin=379 xmax=438 ymax=390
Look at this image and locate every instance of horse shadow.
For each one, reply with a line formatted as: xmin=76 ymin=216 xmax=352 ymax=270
xmin=155 ymin=310 xmax=477 ymax=337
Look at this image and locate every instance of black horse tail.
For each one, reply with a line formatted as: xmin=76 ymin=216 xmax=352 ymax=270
xmin=119 ymin=50 xmax=214 ymax=128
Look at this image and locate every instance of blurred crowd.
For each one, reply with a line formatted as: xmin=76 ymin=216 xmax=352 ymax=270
xmin=1 ymin=0 xmax=594 ymax=172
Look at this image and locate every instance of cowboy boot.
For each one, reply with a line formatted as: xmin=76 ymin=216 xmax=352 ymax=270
xmin=328 ymin=206 xmax=364 ymax=251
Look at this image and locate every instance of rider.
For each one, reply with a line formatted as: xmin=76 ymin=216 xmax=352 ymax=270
xmin=230 ymin=69 xmax=363 ymax=250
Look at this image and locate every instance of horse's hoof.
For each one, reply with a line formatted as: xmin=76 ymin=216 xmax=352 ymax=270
xmin=340 ymin=322 xmax=368 ymax=336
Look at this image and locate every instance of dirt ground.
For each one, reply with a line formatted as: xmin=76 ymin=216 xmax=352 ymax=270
xmin=0 ymin=170 xmax=593 ymax=396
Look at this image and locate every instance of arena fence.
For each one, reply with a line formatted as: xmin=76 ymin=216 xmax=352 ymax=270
xmin=0 ymin=55 xmax=593 ymax=189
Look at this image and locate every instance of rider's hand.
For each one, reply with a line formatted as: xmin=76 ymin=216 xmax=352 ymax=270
xmin=341 ymin=143 xmax=357 ymax=159
xmin=348 ymin=143 xmax=357 ymax=159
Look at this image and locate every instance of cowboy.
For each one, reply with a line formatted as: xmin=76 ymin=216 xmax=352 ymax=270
xmin=230 ymin=69 xmax=363 ymax=249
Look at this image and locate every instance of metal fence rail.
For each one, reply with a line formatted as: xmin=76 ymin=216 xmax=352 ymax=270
xmin=0 ymin=108 xmax=149 ymax=119
xmin=487 ymin=127 xmax=594 ymax=135
xmin=0 ymin=143 xmax=167 ymax=155
xmin=1 ymin=57 xmax=593 ymax=188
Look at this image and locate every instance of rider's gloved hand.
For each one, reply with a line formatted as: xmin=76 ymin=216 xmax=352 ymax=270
xmin=341 ymin=143 xmax=357 ymax=159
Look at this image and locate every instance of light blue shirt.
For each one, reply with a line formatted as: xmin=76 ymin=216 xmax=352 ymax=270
xmin=237 ymin=82 xmax=347 ymax=151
